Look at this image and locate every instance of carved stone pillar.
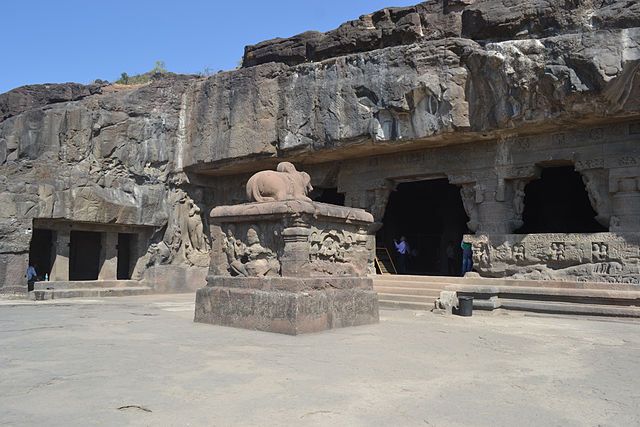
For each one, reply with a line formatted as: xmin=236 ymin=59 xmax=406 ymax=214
xmin=98 ymin=232 xmax=118 ymax=280
xmin=576 ymin=166 xmax=611 ymax=228
xmin=609 ymin=168 xmax=640 ymax=232
xmin=450 ymin=166 xmax=539 ymax=234
xmin=281 ymin=216 xmax=311 ymax=277
xmin=50 ymin=230 xmax=70 ymax=281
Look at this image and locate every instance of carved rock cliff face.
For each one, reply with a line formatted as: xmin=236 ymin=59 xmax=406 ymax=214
xmin=184 ymin=0 xmax=640 ymax=172
xmin=0 ymin=0 xmax=639 ymax=291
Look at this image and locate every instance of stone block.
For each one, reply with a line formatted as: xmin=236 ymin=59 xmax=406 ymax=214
xmin=195 ymin=278 xmax=378 ymax=335
xmin=0 ymin=253 xmax=28 ymax=294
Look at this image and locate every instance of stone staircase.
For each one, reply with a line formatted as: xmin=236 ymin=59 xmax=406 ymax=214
xmin=30 ymin=280 xmax=153 ymax=300
xmin=373 ymin=275 xmax=451 ymax=310
xmin=373 ymin=274 xmax=640 ymax=317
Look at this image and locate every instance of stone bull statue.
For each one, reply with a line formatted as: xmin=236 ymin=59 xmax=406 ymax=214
xmin=246 ymin=162 xmax=313 ymax=203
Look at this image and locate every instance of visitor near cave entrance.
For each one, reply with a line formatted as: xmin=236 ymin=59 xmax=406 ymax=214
xmin=461 ymin=240 xmax=473 ymax=276
xmin=394 ymin=236 xmax=410 ymax=274
xmin=26 ymin=263 xmax=37 ymax=291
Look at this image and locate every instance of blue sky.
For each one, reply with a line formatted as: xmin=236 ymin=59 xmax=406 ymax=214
xmin=1 ymin=0 xmax=420 ymax=94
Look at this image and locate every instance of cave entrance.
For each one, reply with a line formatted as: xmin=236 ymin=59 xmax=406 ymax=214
xmin=516 ymin=166 xmax=607 ymax=234
xmin=311 ymin=187 xmax=345 ymax=206
xmin=378 ymin=178 xmax=470 ymax=275
xmin=28 ymin=229 xmax=53 ymax=289
xmin=69 ymin=231 xmax=101 ymax=281
xmin=117 ymin=233 xmax=134 ymax=280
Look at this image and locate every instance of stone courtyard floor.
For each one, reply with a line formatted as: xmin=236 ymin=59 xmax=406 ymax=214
xmin=0 ymin=294 xmax=639 ymax=426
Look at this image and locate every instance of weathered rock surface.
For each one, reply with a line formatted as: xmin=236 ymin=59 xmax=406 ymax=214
xmin=0 ymin=82 xmax=104 ymax=122
xmin=184 ymin=0 xmax=640 ymax=173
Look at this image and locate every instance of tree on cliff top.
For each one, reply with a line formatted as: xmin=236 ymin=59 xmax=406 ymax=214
xmin=116 ymin=61 xmax=168 ymax=85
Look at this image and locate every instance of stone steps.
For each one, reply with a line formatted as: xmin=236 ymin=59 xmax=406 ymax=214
xmin=373 ymin=274 xmax=453 ymax=311
xmin=374 ymin=286 xmax=442 ymax=297
xmin=373 ymin=274 xmax=640 ymax=317
xmin=494 ymin=298 xmax=640 ymax=318
xmin=34 ymin=280 xmax=141 ymax=290
xmin=449 ymin=284 xmax=640 ymax=304
xmin=378 ymin=299 xmax=436 ymax=311
xmin=446 ymin=280 xmax=640 ymax=318
xmin=30 ymin=286 xmax=152 ymax=300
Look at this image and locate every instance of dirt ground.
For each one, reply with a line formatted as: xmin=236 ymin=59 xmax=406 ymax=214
xmin=1 ymin=294 xmax=638 ymax=426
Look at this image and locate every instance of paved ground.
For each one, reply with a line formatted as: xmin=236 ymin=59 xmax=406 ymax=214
xmin=0 ymin=294 xmax=639 ymax=426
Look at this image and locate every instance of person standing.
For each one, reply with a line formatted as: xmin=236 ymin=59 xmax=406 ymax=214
xmin=460 ymin=239 xmax=473 ymax=276
xmin=446 ymin=240 xmax=456 ymax=276
xmin=394 ymin=236 xmax=410 ymax=274
xmin=26 ymin=263 xmax=37 ymax=292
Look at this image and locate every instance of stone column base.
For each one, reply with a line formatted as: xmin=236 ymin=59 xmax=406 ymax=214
xmin=194 ymin=277 xmax=379 ymax=335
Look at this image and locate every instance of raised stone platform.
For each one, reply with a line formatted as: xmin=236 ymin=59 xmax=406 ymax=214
xmin=30 ymin=280 xmax=152 ymax=300
xmin=194 ymin=174 xmax=379 ymax=334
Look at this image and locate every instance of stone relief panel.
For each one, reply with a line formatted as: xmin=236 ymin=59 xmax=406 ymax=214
xmin=464 ymin=232 xmax=640 ymax=284
xmin=145 ymin=188 xmax=211 ymax=269
xmin=214 ymin=222 xmax=283 ymax=278
xmin=308 ymin=225 xmax=368 ymax=276
xmin=224 ymin=226 xmax=281 ymax=277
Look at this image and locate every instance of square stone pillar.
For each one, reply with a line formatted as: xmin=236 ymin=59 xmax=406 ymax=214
xmin=50 ymin=230 xmax=70 ymax=281
xmin=99 ymin=232 xmax=118 ymax=280
xmin=195 ymin=200 xmax=379 ymax=335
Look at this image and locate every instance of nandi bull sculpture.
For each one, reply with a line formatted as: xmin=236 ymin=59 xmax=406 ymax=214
xmin=246 ymin=162 xmax=313 ymax=203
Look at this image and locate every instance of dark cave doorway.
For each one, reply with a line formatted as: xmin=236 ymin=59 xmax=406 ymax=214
xmin=69 ymin=231 xmax=101 ymax=281
xmin=311 ymin=187 xmax=345 ymax=206
xmin=516 ymin=166 xmax=607 ymax=234
xmin=117 ymin=233 xmax=133 ymax=280
xmin=378 ymin=179 xmax=470 ymax=276
xmin=28 ymin=229 xmax=53 ymax=288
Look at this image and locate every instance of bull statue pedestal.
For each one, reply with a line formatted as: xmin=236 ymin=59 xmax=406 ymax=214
xmin=194 ymin=163 xmax=379 ymax=335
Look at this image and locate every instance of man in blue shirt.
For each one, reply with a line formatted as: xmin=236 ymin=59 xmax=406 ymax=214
xmin=26 ymin=263 xmax=37 ymax=291
xmin=394 ymin=236 xmax=410 ymax=274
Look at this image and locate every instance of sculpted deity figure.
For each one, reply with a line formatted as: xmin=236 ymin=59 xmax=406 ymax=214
xmin=513 ymin=180 xmax=526 ymax=217
xmin=460 ymin=185 xmax=479 ymax=231
xmin=246 ymin=162 xmax=313 ymax=203
xmin=225 ymin=229 xmax=248 ymax=277
xmin=223 ymin=227 xmax=280 ymax=277
xmin=243 ymin=228 xmax=280 ymax=277
xmin=186 ymin=200 xmax=207 ymax=251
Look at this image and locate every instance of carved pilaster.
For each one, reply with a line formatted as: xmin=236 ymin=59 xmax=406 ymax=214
xmin=281 ymin=215 xmax=311 ymax=277
xmin=579 ymin=169 xmax=611 ymax=228
xmin=609 ymin=168 xmax=640 ymax=232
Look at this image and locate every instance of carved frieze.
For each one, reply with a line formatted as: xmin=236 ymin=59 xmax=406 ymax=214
xmin=463 ymin=232 xmax=639 ymax=284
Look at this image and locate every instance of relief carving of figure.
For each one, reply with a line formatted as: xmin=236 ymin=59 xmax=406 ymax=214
xmin=592 ymin=242 xmax=609 ymax=262
xmin=472 ymin=243 xmax=490 ymax=268
xmin=186 ymin=200 xmax=207 ymax=252
xmin=582 ymin=174 xmax=603 ymax=212
xmin=549 ymin=242 xmax=566 ymax=261
xmin=460 ymin=185 xmax=479 ymax=231
xmin=246 ymin=162 xmax=313 ymax=203
xmin=310 ymin=230 xmax=354 ymax=263
xmin=513 ymin=181 xmax=526 ymax=218
xmin=513 ymin=244 xmax=526 ymax=262
xmin=224 ymin=227 xmax=280 ymax=277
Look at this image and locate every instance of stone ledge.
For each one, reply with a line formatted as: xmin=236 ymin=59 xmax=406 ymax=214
xmin=210 ymin=200 xmax=373 ymax=224
xmin=206 ymin=275 xmax=373 ymax=292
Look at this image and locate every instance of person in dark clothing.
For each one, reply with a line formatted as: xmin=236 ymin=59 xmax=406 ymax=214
xmin=446 ymin=240 xmax=456 ymax=276
xmin=461 ymin=240 xmax=473 ymax=275
xmin=26 ymin=263 xmax=37 ymax=292
xmin=394 ymin=236 xmax=410 ymax=274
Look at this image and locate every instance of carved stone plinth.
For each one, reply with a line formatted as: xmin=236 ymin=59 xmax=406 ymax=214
xmin=194 ymin=200 xmax=379 ymax=335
